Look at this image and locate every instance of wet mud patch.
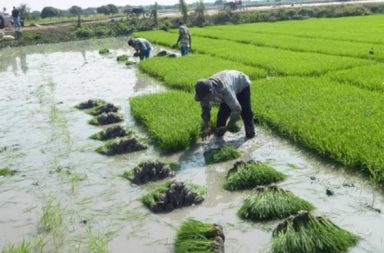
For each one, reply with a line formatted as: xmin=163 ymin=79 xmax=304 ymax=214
xmin=75 ymin=99 xmax=106 ymax=110
xmin=88 ymin=112 xmax=124 ymax=126
xmin=90 ymin=125 xmax=133 ymax=141
xmin=204 ymin=145 xmax=241 ymax=165
xmin=272 ymin=211 xmax=359 ymax=253
xmin=96 ymin=137 xmax=147 ymax=156
xmin=238 ymin=186 xmax=314 ymax=221
xmin=122 ymin=160 xmax=177 ymax=185
xmin=175 ymin=219 xmax=225 ymax=253
xmin=224 ymin=160 xmax=287 ymax=191
xmin=142 ymin=181 xmax=206 ymax=213
xmin=88 ymin=103 xmax=119 ymax=116
xmin=0 ymin=167 xmax=17 ymax=176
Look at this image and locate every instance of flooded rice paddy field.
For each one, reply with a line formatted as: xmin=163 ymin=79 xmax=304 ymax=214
xmin=0 ymin=37 xmax=383 ymax=253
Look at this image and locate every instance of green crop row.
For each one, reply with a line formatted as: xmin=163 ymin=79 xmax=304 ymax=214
xmin=134 ymin=30 xmax=369 ymax=76
xmin=139 ymin=54 xmax=266 ymax=91
xmin=251 ymin=76 xmax=384 ymax=182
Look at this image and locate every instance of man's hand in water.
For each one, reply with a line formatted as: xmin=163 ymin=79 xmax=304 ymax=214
xmin=201 ymin=127 xmax=212 ymax=140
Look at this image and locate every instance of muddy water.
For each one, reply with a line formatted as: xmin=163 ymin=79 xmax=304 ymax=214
xmin=0 ymin=38 xmax=383 ymax=253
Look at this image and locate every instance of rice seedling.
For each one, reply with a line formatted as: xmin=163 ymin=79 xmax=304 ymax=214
xmin=122 ymin=160 xmax=177 ymax=184
xmin=95 ymin=136 xmax=147 ymax=156
xmin=90 ymin=125 xmax=133 ymax=141
xmin=38 ymin=197 xmax=62 ymax=233
xmin=98 ymin=48 xmax=109 ymax=54
xmin=88 ymin=103 xmax=119 ymax=116
xmin=175 ymin=219 xmax=225 ymax=253
xmin=0 ymin=167 xmax=16 ymax=176
xmin=204 ymin=145 xmax=241 ymax=165
xmin=75 ymin=99 xmax=106 ymax=110
xmin=88 ymin=112 xmax=124 ymax=126
xmin=116 ymin=54 xmax=128 ymax=62
xmin=125 ymin=61 xmax=135 ymax=66
xmin=224 ymin=161 xmax=286 ymax=191
xmin=238 ymin=186 xmax=314 ymax=221
xmin=87 ymin=230 xmax=109 ymax=253
xmin=142 ymin=181 xmax=206 ymax=213
xmin=1 ymin=241 xmax=30 ymax=253
xmin=272 ymin=211 xmax=359 ymax=253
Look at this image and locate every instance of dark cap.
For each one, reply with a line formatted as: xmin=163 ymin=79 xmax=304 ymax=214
xmin=195 ymin=79 xmax=211 ymax=101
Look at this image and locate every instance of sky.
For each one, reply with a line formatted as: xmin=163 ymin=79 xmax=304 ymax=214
xmin=1 ymin=0 xmax=212 ymax=12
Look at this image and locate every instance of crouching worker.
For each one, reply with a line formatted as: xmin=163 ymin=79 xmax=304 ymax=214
xmin=195 ymin=70 xmax=255 ymax=139
xmin=128 ymin=37 xmax=152 ymax=60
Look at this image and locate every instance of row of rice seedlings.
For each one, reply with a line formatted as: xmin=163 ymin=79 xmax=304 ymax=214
xmin=175 ymin=219 xmax=225 ymax=253
xmin=224 ymin=160 xmax=287 ymax=191
xmin=238 ymin=186 xmax=314 ymax=221
xmin=90 ymin=125 xmax=133 ymax=141
xmin=186 ymin=27 xmax=384 ymax=60
xmin=95 ymin=136 xmax=147 ymax=156
xmin=75 ymin=99 xmax=106 ymax=110
xmin=326 ymin=63 xmax=384 ymax=92
xmin=88 ymin=112 xmax=124 ymax=126
xmin=142 ymin=181 xmax=206 ymax=213
xmin=272 ymin=211 xmax=360 ymax=253
xmin=139 ymin=54 xmax=266 ymax=92
xmin=203 ymin=145 xmax=241 ymax=165
xmin=122 ymin=160 xmax=177 ymax=184
xmin=251 ymin=76 xmax=384 ymax=182
xmin=134 ymin=30 xmax=368 ymax=76
xmin=0 ymin=167 xmax=16 ymax=176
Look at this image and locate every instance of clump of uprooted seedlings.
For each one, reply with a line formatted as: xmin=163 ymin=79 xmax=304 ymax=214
xmin=272 ymin=211 xmax=359 ymax=253
xmin=204 ymin=145 xmax=241 ymax=165
xmin=75 ymin=99 xmax=106 ymax=110
xmin=175 ymin=219 xmax=225 ymax=253
xmin=238 ymin=186 xmax=314 ymax=221
xmin=88 ymin=112 xmax=124 ymax=126
xmin=224 ymin=160 xmax=286 ymax=191
xmin=142 ymin=181 xmax=206 ymax=213
xmin=90 ymin=125 xmax=133 ymax=141
xmin=99 ymin=48 xmax=109 ymax=54
xmin=88 ymin=103 xmax=119 ymax=116
xmin=122 ymin=160 xmax=177 ymax=184
xmin=0 ymin=167 xmax=17 ymax=176
xmin=96 ymin=136 xmax=147 ymax=156
xmin=116 ymin=54 xmax=129 ymax=62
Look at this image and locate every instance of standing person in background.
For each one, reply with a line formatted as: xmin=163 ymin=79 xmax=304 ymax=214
xmin=11 ymin=6 xmax=21 ymax=30
xmin=128 ymin=37 xmax=152 ymax=60
xmin=175 ymin=21 xmax=191 ymax=56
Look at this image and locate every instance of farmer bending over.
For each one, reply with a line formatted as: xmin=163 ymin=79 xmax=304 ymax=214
xmin=195 ymin=70 xmax=255 ymax=139
xmin=175 ymin=21 xmax=191 ymax=56
xmin=128 ymin=37 xmax=152 ymax=60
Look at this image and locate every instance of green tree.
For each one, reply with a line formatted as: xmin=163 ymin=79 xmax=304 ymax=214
xmin=179 ymin=0 xmax=188 ymax=24
xmin=195 ymin=0 xmax=205 ymax=26
xmin=18 ymin=4 xmax=31 ymax=19
xmin=41 ymin=7 xmax=60 ymax=18
xmin=107 ymin=4 xmax=119 ymax=14
xmin=69 ymin=5 xmax=82 ymax=16
xmin=152 ymin=2 xmax=158 ymax=25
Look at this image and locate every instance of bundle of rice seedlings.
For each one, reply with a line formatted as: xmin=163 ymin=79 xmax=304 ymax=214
xmin=116 ymin=55 xmax=129 ymax=62
xmin=0 ymin=167 xmax=17 ymax=176
xmin=122 ymin=160 xmax=177 ymax=184
xmin=96 ymin=137 xmax=147 ymax=156
xmin=75 ymin=99 xmax=106 ymax=110
xmin=99 ymin=48 xmax=109 ymax=54
xmin=272 ymin=211 xmax=360 ymax=253
xmin=204 ymin=145 xmax=241 ymax=165
xmin=88 ymin=112 xmax=124 ymax=126
xmin=125 ymin=61 xmax=135 ymax=66
xmin=88 ymin=103 xmax=119 ymax=116
xmin=175 ymin=219 xmax=225 ymax=253
xmin=224 ymin=160 xmax=286 ymax=191
xmin=90 ymin=125 xmax=133 ymax=141
xmin=238 ymin=186 xmax=314 ymax=221
xmin=142 ymin=181 xmax=206 ymax=213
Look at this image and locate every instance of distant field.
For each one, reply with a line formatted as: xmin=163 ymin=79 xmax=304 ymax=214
xmin=132 ymin=14 xmax=384 ymax=182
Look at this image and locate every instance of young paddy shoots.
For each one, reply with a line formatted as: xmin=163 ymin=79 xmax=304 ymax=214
xmin=175 ymin=219 xmax=225 ymax=253
xmin=272 ymin=211 xmax=359 ymax=253
xmin=0 ymin=167 xmax=17 ymax=176
xmin=87 ymin=230 xmax=109 ymax=253
xmin=204 ymin=145 xmax=241 ymax=165
xmin=96 ymin=137 xmax=147 ymax=156
xmin=122 ymin=160 xmax=176 ymax=184
xmin=1 ymin=241 xmax=31 ymax=253
xmin=88 ymin=112 xmax=124 ymax=126
xmin=39 ymin=198 xmax=63 ymax=233
xmin=224 ymin=160 xmax=286 ymax=191
xmin=90 ymin=125 xmax=133 ymax=141
xmin=142 ymin=181 xmax=206 ymax=213
xmin=75 ymin=99 xmax=106 ymax=110
xmin=238 ymin=186 xmax=314 ymax=221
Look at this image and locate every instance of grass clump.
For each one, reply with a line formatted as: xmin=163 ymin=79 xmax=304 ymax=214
xmin=99 ymin=48 xmax=109 ymax=54
xmin=175 ymin=219 xmax=225 ymax=253
xmin=116 ymin=54 xmax=129 ymax=62
xmin=90 ymin=125 xmax=133 ymax=141
xmin=142 ymin=181 xmax=206 ymax=213
xmin=224 ymin=160 xmax=286 ymax=191
xmin=88 ymin=112 xmax=124 ymax=126
xmin=1 ymin=241 xmax=30 ymax=253
xmin=88 ymin=103 xmax=119 ymax=116
xmin=38 ymin=197 xmax=62 ymax=233
xmin=122 ymin=160 xmax=176 ymax=184
xmin=75 ymin=99 xmax=106 ymax=110
xmin=272 ymin=211 xmax=359 ymax=253
xmin=204 ymin=145 xmax=241 ymax=165
xmin=238 ymin=186 xmax=314 ymax=221
xmin=96 ymin=137 xmax=147 ymax=156
xmin=0 ymin=167 xmax=16 ymax=176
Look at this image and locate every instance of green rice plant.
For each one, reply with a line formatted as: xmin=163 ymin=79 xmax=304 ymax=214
xmin=251 ymin=76 xmax=384 ymax=182
xmin=88 ymin=103 xmax=119 ymax=116
xmin=122 ymin=160 xmax=176 ymax=184
xmin=75 ymin=99 xmax=106 ymax=110
xmin=0 ymin=167 xmax=16 ymax=176
xmin=175 ymin=219 xmax=225 ymax=253
xmin=90 ymin=125 xmax=133 ymax=141
xmin=125 ymin=61 xmax=135 ymax=66
xmin=88 ymin=112 xmax=124 ymax=126
xmin=96 ymin=137 xmax=147 ymax=156
xmin=1 ymin=241 xmax=30 ymax=253
xmin=238 ymin=186 xmax=314 ymax=221
xmin=116 ymin=54 xmax=128 ymax=62
xmin=272 ymin=211 xmax=359 ymax=253
xmin=39 ymin=197 xmax=62 ymax=233
xmin=142 ymin=181 xmax=206 ymax=213
xmin=87 ymin=230 xmax=109 ymax=253
xmin=224 ymin=161 xmax=286 ymax=191
xmin=99 ymin=48 xmax=109 ymax=54
xmin=204 ymin=145 xmax=241 ymax=165
xmin=139 ymin=54 xmax=266 ymax=92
